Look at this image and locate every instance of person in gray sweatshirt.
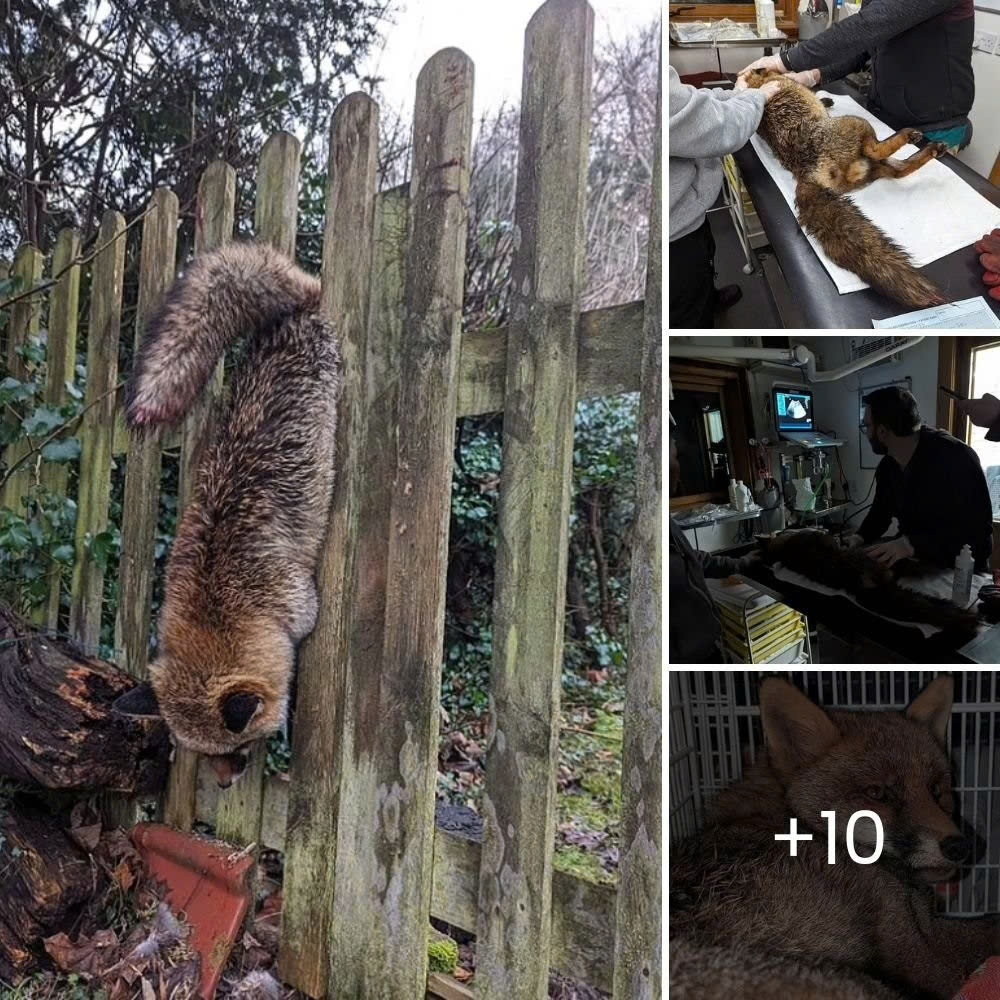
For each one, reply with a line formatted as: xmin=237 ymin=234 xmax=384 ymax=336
xmin=669 ymin=66 xmax=780 ymax=328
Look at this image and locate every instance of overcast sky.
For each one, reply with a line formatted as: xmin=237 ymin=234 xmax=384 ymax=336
xmin=357 ymin=0 xmax=660 ymax=122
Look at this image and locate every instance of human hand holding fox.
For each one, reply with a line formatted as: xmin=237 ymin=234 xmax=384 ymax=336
xmin=738 ymin=55 xmax=821 ymax=89
xmin=976 ymin=228 xmax=1000 ymax=300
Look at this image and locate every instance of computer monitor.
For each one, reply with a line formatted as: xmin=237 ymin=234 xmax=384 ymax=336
xmin=773 ymin=386 xmax=815 ymax=433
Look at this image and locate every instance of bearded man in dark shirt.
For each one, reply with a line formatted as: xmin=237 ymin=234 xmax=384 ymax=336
xmin=858 ymin=386 xmax=992 ymax=571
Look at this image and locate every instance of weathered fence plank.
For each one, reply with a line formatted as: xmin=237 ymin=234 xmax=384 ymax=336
xmin=612 ymin=64 xmax=661 ymax=1000
xmin=163 ymin=161 xmax=237 ymax=831
xmin=198 ymin=770 xmax=617 ymax=993
xmin=316 ymin=178 xmax=405 ymax=994
xmin=116 ymin=188 xmax=180 ymax=679
xmin=69 ymin=211 xmax=127 ymax=655
xmin=37 ymin=228 xmax=82 ymax=627
xmin=476 ymin=1 xmax=594 ymax=997
xmin=278 ymin=94 xmax=378 ymax=998
xmin=456 ymin=299 xmax=644 ymax=418
xmin=327 ymin=49 xmax=473 ymax=1000
xmin=4 ymin=243 xmax=43 ymax=377
xmin=214 ymin=132 xmax=302 ymax=847
xmin=106 ymin=189 xmax=179 ymax=830
xmin=0 ymin=244 xmax=44 ymax=524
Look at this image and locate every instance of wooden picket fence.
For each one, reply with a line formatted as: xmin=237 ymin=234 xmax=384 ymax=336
xmin=0 ymin=0 xmax=661 ymax=996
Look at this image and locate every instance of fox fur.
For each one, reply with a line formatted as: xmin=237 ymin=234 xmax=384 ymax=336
xmin=758 ymin=528 xmax=979 ymax=633
xmin=670 ymin=675 xmax=999 ymax=1000
xmin=742 ymin=70 xmax=947 ymax=309
xmin=113 ymin=243 xmax=341 ymax=784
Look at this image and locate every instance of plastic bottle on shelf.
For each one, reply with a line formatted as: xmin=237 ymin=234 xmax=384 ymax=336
xmin=952 ymin=543 xmax=974 ymax=607
xmin=735 ymin=480 xmax=753 ymax=512
xmin=729 ymin=478 xmax=738 ymax=509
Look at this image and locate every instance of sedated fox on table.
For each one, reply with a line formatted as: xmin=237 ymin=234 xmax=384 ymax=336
xmin=741 ymin=69 xmax=948 ymax=309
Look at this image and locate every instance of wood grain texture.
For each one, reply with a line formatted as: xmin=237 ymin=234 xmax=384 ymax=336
xmin=0 ymin=244 xmax=44 ymax=527
xmin=327 ymin=49 xmax=473 ymax=1000
xmin=476 ymin=2 xmax=594 ymax=996
xmin=198 ymin=771 xmax=617 ymax=993
xmin=69 ymin=211 xmax=126 ymax=655
xmin=38 ymin=229 xmax=82 ymax=627
xmin=612 ymin=62 xmax=661 ymax=1000
xmin=278 ymin=92 xmax=378 ymax=998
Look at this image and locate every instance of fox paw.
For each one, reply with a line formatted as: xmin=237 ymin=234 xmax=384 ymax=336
xmin=903 ymin=129 xmax=923 ymax=145
xmin=928 ymin=141 xmax=948 ymax=157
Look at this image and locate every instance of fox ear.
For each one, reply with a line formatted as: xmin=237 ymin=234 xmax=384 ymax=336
xmin=221 ymin=691 xmax=263 ymax=733
xmin=760 ymin=678 xmax=840 ymax=776
xmin=113 ymin=681 xmax=162 ymax=718
xmin=905 ymin=674 xmax=953 ymax=747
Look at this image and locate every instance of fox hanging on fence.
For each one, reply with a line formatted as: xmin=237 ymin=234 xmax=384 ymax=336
xmin=113 ymin=243 xmax=341 ymax=786
xmin=670 ymin=675 xmax=999 ymax=1000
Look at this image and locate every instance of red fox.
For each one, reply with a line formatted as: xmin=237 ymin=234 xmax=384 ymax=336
xmin=741 ymin=69 xmax=948 ymax=309
xmin=670 ymin=675 xmax=998 ymax=999
xmin=112 ymin=243 xmax=341 ymax=786
xmin=757 ymin=528 xmax=979 ymax=633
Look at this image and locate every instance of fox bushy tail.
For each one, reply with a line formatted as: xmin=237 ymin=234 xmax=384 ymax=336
xmin=794 ymin=180 xmax=944 ymax=309
xmin=125 ymin=243 xmax=321 ymax=428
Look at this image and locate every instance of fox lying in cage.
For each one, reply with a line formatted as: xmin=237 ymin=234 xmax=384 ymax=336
xmin=756 ymin=528 xmax=979 ymax=633
xmin=670 ymin=675 xmax=997 ymax=1000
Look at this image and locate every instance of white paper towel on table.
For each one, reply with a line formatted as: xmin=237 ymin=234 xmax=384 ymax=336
xmin=772 ymin=563 xmax=988 ymax=637
xmin=749 ymin=92 xmax=1000 ymax=295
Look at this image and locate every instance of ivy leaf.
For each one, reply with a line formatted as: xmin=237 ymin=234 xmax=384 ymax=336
xmin=51 ymin=544 xmax=75 ymax=564
xmin=0 ymin=520 xmax=32 ymax=552
xmin=0 ymin=377 xmax=37 ymax=404
xmin=41 ymin=438 xmax=81 ymax=463
xmin=23 ymin=406 xmax=64 ymax=437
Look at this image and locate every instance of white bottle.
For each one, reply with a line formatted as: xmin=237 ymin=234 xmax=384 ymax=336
xmin=729 ymin=478 xmax=738 ymax=509
xmin=952 ymin=543 xmax=974 ymax=607
xmin=736 ymin=480 xmax=752 ymax=512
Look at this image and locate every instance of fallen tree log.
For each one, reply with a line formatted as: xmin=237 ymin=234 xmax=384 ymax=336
xmin=0 ymin=799 xmax=97 ymax=981
xmin=0 ymin=606 xmax=169 ymax=793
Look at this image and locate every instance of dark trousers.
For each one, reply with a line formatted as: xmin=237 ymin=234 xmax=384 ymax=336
xmin=669 ymin=217 xmax=715 ymax=329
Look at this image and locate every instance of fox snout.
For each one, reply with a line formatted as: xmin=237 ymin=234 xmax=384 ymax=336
xmin=206 ymin=748 xmax=252 ymax=788
xmin=940 ymin=835 xmax=970 ymax=864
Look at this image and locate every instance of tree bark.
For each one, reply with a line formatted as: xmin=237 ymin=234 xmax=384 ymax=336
xmin=0 ymin=606 xmax=170 ymax=793
xmin=0 ymin=800 xmax=98 ymax=981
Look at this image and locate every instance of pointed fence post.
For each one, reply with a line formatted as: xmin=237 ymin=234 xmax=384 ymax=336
xmin=475 ymin=1 xmax=594 ymax=996
xmin=38 ymin=228 xmax=82 ymax=629
xmin=327 ymin=48 xmax=474 ymax=1000
xmin=612 ymin=57 xmax=662 ymax=1000
xmin=278 ymin=91 xmax=379 ymax=999
xmin=69 ymin=212 xmax=126 ymax=655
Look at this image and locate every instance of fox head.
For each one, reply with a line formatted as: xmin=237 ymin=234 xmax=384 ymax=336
xmin=760 ymin=675 xmax=968 ymax=882
xmin=113 ymin=621 xmax=292 ymax=787
xmin=741 ymin=68 xmax=787 ymax=90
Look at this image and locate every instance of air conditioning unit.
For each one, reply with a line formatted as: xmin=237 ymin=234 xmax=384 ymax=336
xmin=850 ymin=336 xmax=905 ymax=367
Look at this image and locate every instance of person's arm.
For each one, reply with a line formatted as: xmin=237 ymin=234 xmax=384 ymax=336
xmin=689 ymin=546 xmax=761 ymax=579
xmin=858 ymin=468 xmax=893 ymax=542
xmin=668 ymin=65 xmax=767 ymax=160
xmin=781 ymin=0 xmax=957 ymax=75
xmin=815 ymin=52 xmax=870 ymax=86
xmin=907 ymin=449 xmax=994 ymax=567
